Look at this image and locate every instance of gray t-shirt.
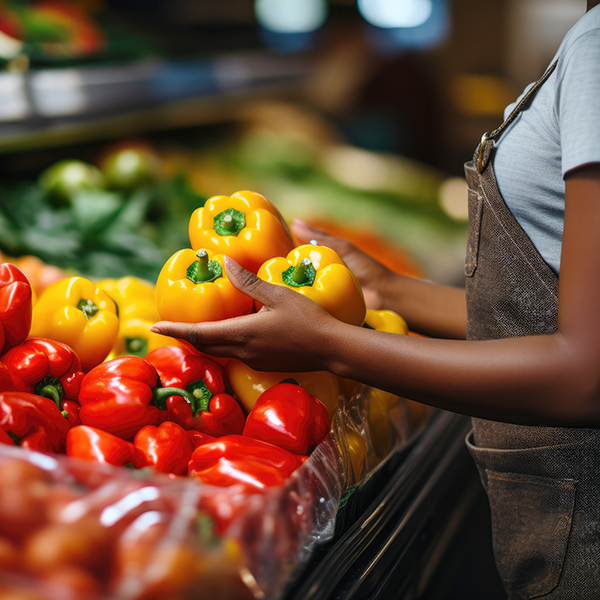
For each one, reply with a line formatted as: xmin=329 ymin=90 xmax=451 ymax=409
xmin=493 ymin=5 xmax=600 ymax=275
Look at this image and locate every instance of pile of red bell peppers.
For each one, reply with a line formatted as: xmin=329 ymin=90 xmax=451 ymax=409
xmin=0 ymin=263 xmax=330 ymax=492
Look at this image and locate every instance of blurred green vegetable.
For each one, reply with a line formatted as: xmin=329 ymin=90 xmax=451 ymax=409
xmin=100 ymin=145 xmax=160 ymax=190
xmin=0 ymin=156 xmax=206 ymax=281
xmin=39 ymin=159 xmax=108 ymax=207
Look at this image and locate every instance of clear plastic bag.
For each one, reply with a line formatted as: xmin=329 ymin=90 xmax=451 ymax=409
xmin=0 ymin=382 xmax=432 ymax=600
xmin=0 ymin=432 xmax=343 ymax=600
xmin=333 ymin=384 xmax=434 ymax=488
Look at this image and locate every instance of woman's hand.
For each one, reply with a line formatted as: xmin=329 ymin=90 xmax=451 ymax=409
xmin=291 ymin=219 xmax=394 ymax=310
xmin=151 ymin=257 xmax=342 ymax=372
xmin=292 ymin=219 xmax=467 ymax=338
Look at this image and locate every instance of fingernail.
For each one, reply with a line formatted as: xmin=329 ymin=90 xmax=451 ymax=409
xmin=224 ymin=255 xmax=240 ymax=272
xmin=292 ymin=218 xmax=309 ymax=227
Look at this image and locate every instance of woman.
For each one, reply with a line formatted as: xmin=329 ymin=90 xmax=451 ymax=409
xmin=153 ymin=2 xmax=600 ymax=597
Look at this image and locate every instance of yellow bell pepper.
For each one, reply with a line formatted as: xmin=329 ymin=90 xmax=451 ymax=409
xmin=364 ymin=308 xmax=409 ymax=458
xmin=332 ymin=412 xmax=368 ymax=485
xmin=341 ymin=426 xmax=368 ymax=482
xmin=30 ymin=276 xmax=119 ymax=372
xmin=106 ymin=317 xmax=187 ymax=360
xmin=226 ymin=358 xmax=340 ymax=419
xmin=97 ymin=276 xmax=158 ymax=322
xmin=363 ymin=308 xmax=409 ymax=335
xmin=368 ymin=387 xmax=403 ymax=459
xmin=257 ymin=243 xmax=366 ymax=326
xmin=155 ymin=248 xmax=254 ymax=323
xmin=188 ymin=190 xmax=295 ymax=274
xmin=98 ymin=276 xmax=186 ymax=360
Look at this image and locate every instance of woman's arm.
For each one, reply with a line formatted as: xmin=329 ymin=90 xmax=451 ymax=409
xmin=326 ymin=163 xmax=600 ymax=426
xmin=152 ymin=164 xmax=600 ymax=427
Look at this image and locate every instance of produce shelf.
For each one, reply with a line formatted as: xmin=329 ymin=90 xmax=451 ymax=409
xmin=0 ymin=52 xmax=310 ymax=152
xmin=282 ymin=410 xmax=501 ymax=600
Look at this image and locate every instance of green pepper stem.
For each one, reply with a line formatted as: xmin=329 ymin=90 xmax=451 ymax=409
xmin=37 ymin=384 xmax=62 ymax=406
xmin=222 ymin=214 xmax=235 ymax=232
xmin=7 ymin=431 xmax=21 ymax=446
xmin=154 ymin=384 xmax=214 ymax=416
xmin=77 ymin=298 xmax=99 ymax=320
xmin=34 ymin=377 xmax=64 ymax=409
xmin=213 ymin=208 xmax=245 ymax=237
xmin=281 ymin=259 xmax=316 ymax=288
xmin=291 ymin=258 xmax=312 ymax=284
xmin=186 ymin=251 xmax=222 ymax=284
xmin=187 ymin=380 xmax=212 ymax=414
xmin=195 ymin=250 xmax=212 ymax=280
xmin=153 ymin=386 xmax=195 ymax=411
xmin=125 ymin=337 xmax=148 ymax=357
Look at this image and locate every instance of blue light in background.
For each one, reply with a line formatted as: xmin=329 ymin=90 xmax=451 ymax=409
xmin=360 ymin=0 xmax=450 ymax=54
xmin=254 ymin=0 xmax=328 ymax=52
xmin=358 ymin=0 xmax=433 ymax=28
xmin=255 ymin=0 xmax=328 ymax=33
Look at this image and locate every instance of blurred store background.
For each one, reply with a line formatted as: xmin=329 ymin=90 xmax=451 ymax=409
xmin=0 ymin=0 xmax=587 ymax=285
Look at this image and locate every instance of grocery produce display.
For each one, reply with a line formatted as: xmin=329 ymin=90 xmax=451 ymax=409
xmin=0 ymin=143 xmax=206 ymax=282
xmin=0 ymin=0 xmax=152 ymax=68
xmin=0 ymin=177 xmax=431 ymax=598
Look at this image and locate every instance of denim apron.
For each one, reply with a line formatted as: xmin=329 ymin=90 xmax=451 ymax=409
xmin=463 ymin=61 xmax=600 ymax=599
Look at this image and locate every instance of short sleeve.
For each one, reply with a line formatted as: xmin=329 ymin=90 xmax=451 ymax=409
xmin=556 ymin=30 xmax=600 ymax=177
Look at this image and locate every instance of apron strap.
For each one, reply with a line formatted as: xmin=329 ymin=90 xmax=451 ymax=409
xmin=476 ymin=60 xmax=559 ymax=174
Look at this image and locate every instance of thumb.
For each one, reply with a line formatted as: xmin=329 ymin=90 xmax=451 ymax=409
xmin=224 ymin=256 xmax=282 ymax=307
xmin=150 ymin=320 xmax=198 ymax=340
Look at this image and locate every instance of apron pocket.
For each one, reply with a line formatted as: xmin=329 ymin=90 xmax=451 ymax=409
xmin=464 ymin=188 xmax=483 ymax=277
xmin=486 ymin=470 xmax=576 ymax=600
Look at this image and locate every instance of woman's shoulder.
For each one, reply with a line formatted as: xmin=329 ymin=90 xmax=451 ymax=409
xmin=558 ymin=6 xmax=600 ymax=59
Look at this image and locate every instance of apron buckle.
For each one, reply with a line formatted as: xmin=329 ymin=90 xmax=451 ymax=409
xmin=477 ymin=131 xmax=490 ymax=174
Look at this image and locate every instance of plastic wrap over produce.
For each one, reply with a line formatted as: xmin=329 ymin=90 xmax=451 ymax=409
xmin=333 ymin=383 xmax=435 ymax=489
xmin=0 ymin=433 xmax=344 ymax=600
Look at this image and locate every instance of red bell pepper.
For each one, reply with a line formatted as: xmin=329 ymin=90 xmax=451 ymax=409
xmin=188 ymin=434 xmax=306 ymax=490
xmin=134 ymin=421 xmax=195 ymax=476
xmin=1 ymin=337 xmax=84 ymax=426
xmin=78 ymin=356 xmax=167 ymax=440
xmin=0 ymin=392 xmax=70 ymax=453
xmin=243 ymin=382 xmax=330 ymax=455
xmin=0 ymin=362 xmax=16 ymax=392
xmin=0 ymin=426 xmax=16 ymax=445
xmin=60 ymin=399 xmax=81 ymax=427
xmin=0 ymin=263 xmax=32 ymax=355
xmin=67 ymin=425 xmax=144 ymax=467
xmin=187 ymin=430 xmax=215 ymax=448
xmin=145 ymin=346 xmax=245 ymax=437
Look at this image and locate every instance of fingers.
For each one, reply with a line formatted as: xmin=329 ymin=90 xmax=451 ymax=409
xmin=291 ymin=218 xmax=355 ymax=255
xmin=291 ymin=218 xmax=329 ymax=244
xmin=224 ymin=256 xmax=284 ymax=307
